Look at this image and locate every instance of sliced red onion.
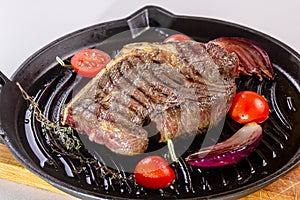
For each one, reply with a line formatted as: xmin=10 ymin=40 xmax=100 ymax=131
xmin=185 ymin=122 xmax=262 ymax=167
xmin=211 ymin=37 xmax=275 ymax=80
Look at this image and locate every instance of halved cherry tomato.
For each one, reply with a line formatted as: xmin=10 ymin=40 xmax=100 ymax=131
xmin=163 ymin=34 xmax=191 ymax=43
xmin=134 ymin=156 xmax=175 ymax=189
xmin=71 ymin=49 xmax=110 ymax=78
xmin=229 ymin=91 xmax=270 ymax=124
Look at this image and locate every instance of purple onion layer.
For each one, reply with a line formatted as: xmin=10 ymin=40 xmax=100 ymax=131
xmin=185 ymin=122 xmax=262 ymax=168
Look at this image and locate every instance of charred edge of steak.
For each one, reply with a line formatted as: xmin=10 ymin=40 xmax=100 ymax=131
xmin=206 ymin=42 xmax=239 ymax=80
xmin=62 ymin=41 xmax=238 ymax=155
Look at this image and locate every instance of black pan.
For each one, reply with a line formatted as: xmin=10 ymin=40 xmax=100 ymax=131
xmin=0 ymin=6 xmax=299 ymax=200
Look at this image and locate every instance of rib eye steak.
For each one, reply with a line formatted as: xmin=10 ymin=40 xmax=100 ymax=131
xmin=62 ymin=40 xmax=239 ymax=155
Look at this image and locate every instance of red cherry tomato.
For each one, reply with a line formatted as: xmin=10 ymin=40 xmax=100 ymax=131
xmin=163 ymin=34 xmax=191 ymax=43
xmin=134 ymin=156 xmax=175 ymax=189
xmin=229 ymin=91 xmax=270 ymax=124
xmin=71 ymin=49 xmax=110 ymax=78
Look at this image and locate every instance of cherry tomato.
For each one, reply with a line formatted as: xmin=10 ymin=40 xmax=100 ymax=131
xmin=134 ymin=156 xmax=175 ymax=189
xmin=71 ymin=49 xmax=110 ymax=78
xmin=163 ymin=34 xmax=191 ymax=43
xmin=229 ymin=91 xmax=270 ymax=124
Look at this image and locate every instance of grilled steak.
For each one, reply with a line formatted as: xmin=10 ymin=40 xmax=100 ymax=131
xmin=62 ymin=41 xmax=239 ymax=155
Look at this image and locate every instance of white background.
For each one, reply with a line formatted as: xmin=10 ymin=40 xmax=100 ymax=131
xmin=1 ymin=0 xmax=299 ymax=78
xmin=0 ymin=0 xmax=299 ymax=199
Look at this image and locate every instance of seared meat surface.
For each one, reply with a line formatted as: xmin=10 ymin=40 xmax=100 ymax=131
xmin=62 ymin=41 xmax=238 ymax=155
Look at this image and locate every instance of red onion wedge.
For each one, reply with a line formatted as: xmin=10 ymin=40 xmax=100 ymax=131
xmin=185 ymin=122 xmax=262 ymax=168
xmin=211 ymin=37 xmax=275 ymax=81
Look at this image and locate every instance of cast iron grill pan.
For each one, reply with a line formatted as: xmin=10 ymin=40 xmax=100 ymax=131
xmin=0 ymin=6 xmax=299 ymax=200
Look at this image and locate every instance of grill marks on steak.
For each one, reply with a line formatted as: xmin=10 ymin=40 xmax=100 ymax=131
xmin=62 ymin=41 xmax=238 ymax=155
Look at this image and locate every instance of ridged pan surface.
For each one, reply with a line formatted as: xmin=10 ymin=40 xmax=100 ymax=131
xmin=1 ymin=6 xmax=299 ymax=200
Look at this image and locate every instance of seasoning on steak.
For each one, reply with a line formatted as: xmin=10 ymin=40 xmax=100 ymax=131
xmin=62 ymin=41 xmax=239 ymax=155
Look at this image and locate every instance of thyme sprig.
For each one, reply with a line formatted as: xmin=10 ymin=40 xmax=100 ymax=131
xmin=16 ymin=82 xmax=122 ymax=180
xmin=167 ymin=138 xmax=178 ymax=163
xmin=56 ymin=56 xmax=72 ymax=69
xmin=16 ymin=82 xmax=81 ymax=151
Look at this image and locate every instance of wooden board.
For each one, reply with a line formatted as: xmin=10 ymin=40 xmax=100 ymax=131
xmin=0 ymin=143 xmax=299 ymax=199
xmin=0 ymin=143 xmax=68 ymax=196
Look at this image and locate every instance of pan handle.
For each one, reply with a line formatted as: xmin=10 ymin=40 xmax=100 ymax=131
xmin=0 ymin=71 xmax=12 ymax=137
xmin=0 ymin=70 xmax=11 ymax=87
